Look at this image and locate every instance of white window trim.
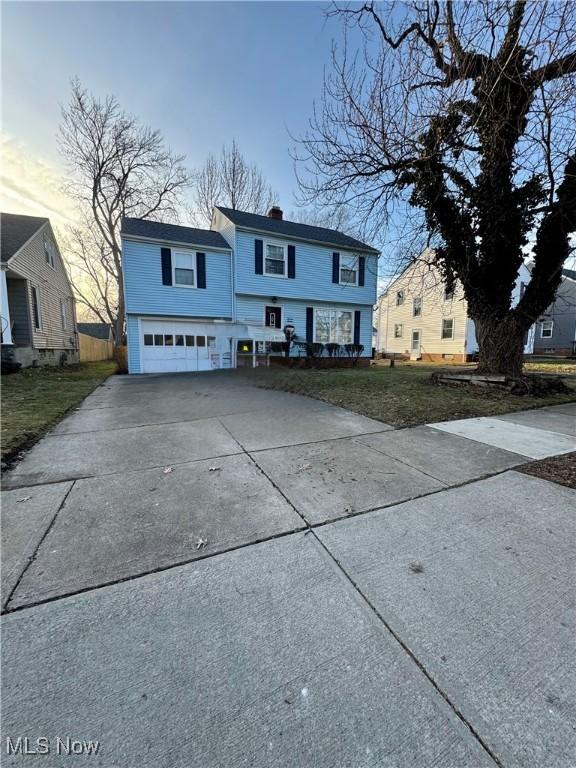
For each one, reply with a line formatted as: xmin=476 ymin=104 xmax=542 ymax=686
xmin=540 ymin=320 xmax=554 ymax=338
xmin=32 ymin=286 xmax=43 ymax=331
xmin=263 ymin=241 xmax=287 ymax=278
xmin=263 ymin=304 xmax=283 ymax=329
xmin=441 ymin=317 xmax=455 ymax=340
xmin=339 ymin=254 xmax=358 ymax=286
xmin=412 ymin=297 xmax=422 ymax=317
xmin=411 ymin=329 xmax=421 ymax=351
xmin=44 ymin=237 xmax=56 ymax=269
xmin=60 ymin=299 xmax=67 ymax=330
xmin=313 ymin=307 xmax=354 ymax=345
xmin=172 ymin=250 xmax=197 ymax=289
xmin=394 ymin=323 xmax=403 ymax=339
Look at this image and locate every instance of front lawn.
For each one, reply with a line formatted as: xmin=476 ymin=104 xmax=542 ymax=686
xmin=1 ymin=361 xmax=117 ymax=463
xmin=246 ymin=362 xmax=576 ymax=427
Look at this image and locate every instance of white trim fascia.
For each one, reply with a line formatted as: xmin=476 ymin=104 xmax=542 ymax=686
xmin=231 ymin=223 xmax=379 ymax=256
xmin=121 ymin=234 xmax=232 ymax=254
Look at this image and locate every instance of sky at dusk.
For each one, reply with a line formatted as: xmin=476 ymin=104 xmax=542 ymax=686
xmin=1 ymin=1 xmax=354 ymax=227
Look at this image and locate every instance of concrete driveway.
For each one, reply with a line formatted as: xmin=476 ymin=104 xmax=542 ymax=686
xmin=2 ymin=372 xmax=575 ymax=767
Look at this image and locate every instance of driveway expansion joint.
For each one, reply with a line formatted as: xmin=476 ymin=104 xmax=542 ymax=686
xmin=311 ymin=531 xmax=504 ymax=768
xmin=3 ymin=480 xmax=76 ymax=613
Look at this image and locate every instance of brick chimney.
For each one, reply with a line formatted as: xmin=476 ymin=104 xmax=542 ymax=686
xmin=268 ymin=206 xmax=283 ymax=220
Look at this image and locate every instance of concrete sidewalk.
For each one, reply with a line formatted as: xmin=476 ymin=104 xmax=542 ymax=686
xmin=2 ymin=372 xmax=574 ymax=767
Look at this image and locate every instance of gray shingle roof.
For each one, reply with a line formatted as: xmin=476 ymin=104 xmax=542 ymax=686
xmin=78 ymin=323 xmax=112 ymax=340
xmin=121 ymin=218 xmax=230 ymax=250
xmin=216 ymin=207 xmax=379 ymax=254
xmin=1 ymin=212 xmax=48 ymax=263
xmin=562 ymin=268 xmax=576 ymax=281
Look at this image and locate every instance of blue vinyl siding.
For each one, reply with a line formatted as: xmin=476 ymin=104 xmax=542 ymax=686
xmin=236 ymin=296 xmax=373 ymax=354
xmin=126 ymin=315 xmax=141 ymax=374
xmin=234 ymin=231 xmax=378 ymax=305
xmin=122 ymin=238 xmax=233 ymax=318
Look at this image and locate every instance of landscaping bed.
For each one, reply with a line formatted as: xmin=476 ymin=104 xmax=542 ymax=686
xmin=1 ymin=361 xmax=117 ymax=466
xmin=517 ymin=452 xmax=576 ymax=490
xmin=244 ymin=362 xmax=576 ymax=428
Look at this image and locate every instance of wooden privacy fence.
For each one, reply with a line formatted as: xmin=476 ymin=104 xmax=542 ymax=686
xmin=79 ymin=333 xmax=114 ymax=362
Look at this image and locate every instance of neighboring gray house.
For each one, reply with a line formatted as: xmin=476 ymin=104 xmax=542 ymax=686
xmin=77 ymin=322 xmax=113 ymax=342
xmin=1 ymin=213 xmax=78 ymax=367
xmin=533 ymin=269 xmax=576 ymax=356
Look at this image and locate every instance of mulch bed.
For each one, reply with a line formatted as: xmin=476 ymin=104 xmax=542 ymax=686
xmin=517 ymin=452 xmax=576 ymax=490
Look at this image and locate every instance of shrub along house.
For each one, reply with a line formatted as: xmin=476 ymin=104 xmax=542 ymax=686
xmin=121 ymin=206 xmax=379 ymax=374
xmin=1 ymin=213 xmax=78 ymax=368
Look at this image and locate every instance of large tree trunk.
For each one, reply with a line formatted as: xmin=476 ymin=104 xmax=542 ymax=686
xmin=473 ymin=314 xmax=527 ymax=378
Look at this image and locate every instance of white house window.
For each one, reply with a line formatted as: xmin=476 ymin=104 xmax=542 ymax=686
xmin=264 ymin=243 xmax=286 ymax=276
xmin=396 ymin=290 xmax=404 ymax=306
xmin=60 ymin=299 xmax=68 ymax=329
xmin=173 ymin=251 xmax=196 ymax=287
xmin=44 ymin=237 xmax=55 ymax=268
xmin=339 ymin=255 xmax=358 ymax=285
xmin=394 ymin=323 xmax=403 ymax=338
xmin=413 ymin=297 xmax=422 ymax=317
xmin=315 ymin=308 xmax=353 ymax=344
xmin=32 ymin=286 xmax=42 ymax=330
xmin=441 ymin=318 xmax=454 ymax=339
xmin=541 ymin=320 xmax=554 ymax=338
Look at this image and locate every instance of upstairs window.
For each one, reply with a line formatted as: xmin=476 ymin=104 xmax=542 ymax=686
xmin=444 ymin=286 xmax=454 ymax=301
xmin=540 ymin=320 xmax=553 ymax=338
xmin=44 ymin=237 xmax=55 ymax=268
xmin=441 ymin=318 xmax=454 ymax=339
xmin=173 ymin=251 xmax=196 ymax=287
xmin=394 ymin=323 xmax=403 ymax=338
xmin=339 ymin=255 xmax=358 ymax=285
xmin=264 ymin=243 xmax=286 ymax=276
xmin=413 ymin=297 xmax=422 ymax=317
xmin=396 ymin=290 xmax=404 ymax=306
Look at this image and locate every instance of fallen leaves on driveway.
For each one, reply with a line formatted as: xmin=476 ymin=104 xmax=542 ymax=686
xmin=196 ymin=537 xmax=208 ymax=550
xmin=16 ymin=496 xmax=32 ymax=503
xmin=162 ymin=467 xmax=173 ymax=474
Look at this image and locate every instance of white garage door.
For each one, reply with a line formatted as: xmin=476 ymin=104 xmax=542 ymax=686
xmin=141 ymin=320 xmax=232 ymax=373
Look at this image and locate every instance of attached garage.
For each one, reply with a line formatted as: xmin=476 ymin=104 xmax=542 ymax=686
xmin=140 ymin=320 xmax=233 ymax=373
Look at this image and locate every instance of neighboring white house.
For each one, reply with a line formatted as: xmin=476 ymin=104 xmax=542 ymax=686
xmin=374 ymin=255 xmax=534 ymax=361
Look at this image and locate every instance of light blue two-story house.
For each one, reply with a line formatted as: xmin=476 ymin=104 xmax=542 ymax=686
xmin=121 ymin=206 xmax=379 ymax=373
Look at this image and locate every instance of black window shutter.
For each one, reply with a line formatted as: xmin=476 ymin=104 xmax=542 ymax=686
xmin=196 ymin=253 xmax=206 ymax=288
xmin=288 ymin=245 xmax=296 ymax=278
xmin=358 ymin=256 xmax=365 ymax=287
xmin=255 ymin=239 xmax=263 ymax=274
xmin=161 ymin=248 xmax=172 ymax=285
xmin=354 ymin=310 xmax=361 ymax=344
xmin=306 ymin=307 xmax=314 ymax=342
xmin=332 ymin=252 xmax=340 ymax=283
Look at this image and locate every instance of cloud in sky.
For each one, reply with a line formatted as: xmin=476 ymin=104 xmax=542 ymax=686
xmin=0 ymin=134 xmax=78 ymax=227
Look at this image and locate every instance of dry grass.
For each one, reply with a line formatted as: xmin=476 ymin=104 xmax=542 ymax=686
xmin=2 ymin=362 xmax=117 ymax=462
xmin=245 ymin=361 xmax=576 ymax=428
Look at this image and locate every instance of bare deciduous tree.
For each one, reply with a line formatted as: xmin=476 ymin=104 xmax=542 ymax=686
xmin=298 ymin=1 xmax=576 ymax=376
xmin=59 ymin=79 xmax=191 ymax=344
xmin=192 ymin=140 xmax=277 ymax=225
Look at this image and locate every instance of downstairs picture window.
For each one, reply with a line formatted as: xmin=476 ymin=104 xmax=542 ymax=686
xmin=315 ymin=308 xmax=353 ymax=344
